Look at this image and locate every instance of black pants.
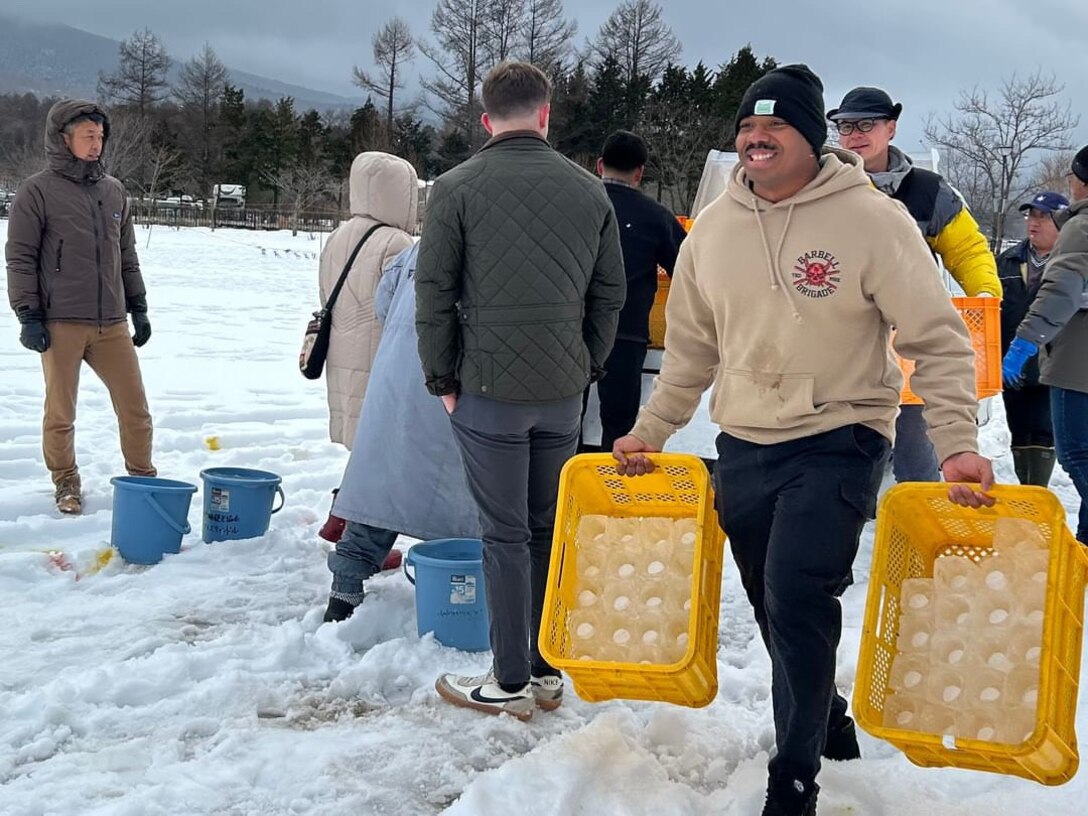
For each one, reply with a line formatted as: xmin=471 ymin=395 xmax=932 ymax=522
xmin=1002 ymin=384 xmax=1054 ymax=447
xmin=595 ymin=339 xmax=649 ymax=453
xmin=449 ymin=393 xmax=581 ymax=686
xmin=714 ymin=425 xmax=889 ymax=783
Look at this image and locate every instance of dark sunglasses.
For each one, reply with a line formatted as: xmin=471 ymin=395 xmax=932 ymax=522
xmin=834 ymin=118 xmax=888 ymax=136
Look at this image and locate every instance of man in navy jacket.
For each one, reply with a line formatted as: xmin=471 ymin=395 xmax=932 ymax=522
xmin=591 ymin=130 xmax=688 ymax=451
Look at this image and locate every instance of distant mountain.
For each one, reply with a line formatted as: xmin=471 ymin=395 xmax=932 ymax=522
xmin=0 ymin=14 xmax=358 ymax=111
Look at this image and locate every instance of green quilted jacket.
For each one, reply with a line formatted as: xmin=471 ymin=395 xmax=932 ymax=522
xmin=415 ymin=130 xmax=626 ymax=402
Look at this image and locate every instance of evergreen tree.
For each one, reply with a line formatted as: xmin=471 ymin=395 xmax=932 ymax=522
xmin=712 ymin=45 xmax=777 ymax=143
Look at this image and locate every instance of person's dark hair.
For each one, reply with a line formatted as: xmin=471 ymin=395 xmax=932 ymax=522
xmin=482 ymin=61 xmax=552 ymax=120
xmin=63 ymin=112 xmax=105 ymax=135
xmin=600 ymin=130 xmax=648 ymax=172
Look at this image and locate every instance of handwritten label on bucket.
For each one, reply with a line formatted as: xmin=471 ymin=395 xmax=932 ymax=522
xmin=210 ymin=487 xmax=230 ymax=512
xmin=450 ymin=574 xmax=477 ymax=605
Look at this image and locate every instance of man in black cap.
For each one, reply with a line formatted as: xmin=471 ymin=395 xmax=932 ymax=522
xmin=997 ymin=190 xmax=1069 ymax=486
xmin=828 ymin=86 xmax=1001 ymax=485
xmin=614 ymin=64 xmax=994 ymax=816
xmin=1004 ymin=146 xmax=1088 ymax=544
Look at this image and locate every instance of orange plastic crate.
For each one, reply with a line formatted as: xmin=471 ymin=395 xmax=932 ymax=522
xmin=647 ymin=218 xmax=691 ymax=350
xmin=648 ymin=270 xmax=671 ymax=350
xmin=898 ymin=296 xmax=1002 ymax=405
xmin=855 ymin=484 xmax=1088 ymax=785
xmin=539 ymin=454 xmax=725 ymax=707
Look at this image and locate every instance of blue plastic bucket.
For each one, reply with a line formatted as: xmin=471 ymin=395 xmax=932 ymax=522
xmin=404 ymin=538 xmax=490 ymax=651
xmin=110 ymin=476 xmax=198 ymax=565
xmin=199 ymin=467 xmax=284 ymax=543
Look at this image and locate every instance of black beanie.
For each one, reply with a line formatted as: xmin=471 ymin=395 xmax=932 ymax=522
xmin=733 ymin=64 xmax=827 ymax=153
xmin=1073 ymin=145 xmax=1088 ymax=184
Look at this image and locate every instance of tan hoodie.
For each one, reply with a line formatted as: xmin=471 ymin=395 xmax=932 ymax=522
xmin=630 ymin=148 xmax=979 ymax=464
xmin=320 ymin=151 xmax=418 ymax=449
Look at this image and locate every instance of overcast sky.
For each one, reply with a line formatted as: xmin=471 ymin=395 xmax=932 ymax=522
xmin=7 ymin=0 xmax=1088 ymax=150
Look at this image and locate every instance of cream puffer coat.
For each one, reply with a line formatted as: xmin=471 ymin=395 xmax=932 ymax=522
xmin=319 ymin=152 xmax=417 ymax=448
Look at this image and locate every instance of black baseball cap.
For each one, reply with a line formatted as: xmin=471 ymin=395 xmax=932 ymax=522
xmin=827 ymin=86 xmax=903 ymax=121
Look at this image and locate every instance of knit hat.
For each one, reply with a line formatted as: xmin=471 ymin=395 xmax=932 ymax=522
xmin=1073 ymin=145 xmax=1088 ymax=184
xmin=734 ymin=64 xmax=827 ymax=153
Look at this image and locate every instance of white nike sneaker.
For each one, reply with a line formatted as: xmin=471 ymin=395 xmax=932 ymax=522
xmin=435 ymin=670 xmax=534 ymax=721
xmin=530 ymin=673 xmax=564 ymax=711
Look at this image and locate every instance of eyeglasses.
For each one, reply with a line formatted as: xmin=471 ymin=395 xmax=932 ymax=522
xmin=834 ymin=118 xmax=887 ymax=136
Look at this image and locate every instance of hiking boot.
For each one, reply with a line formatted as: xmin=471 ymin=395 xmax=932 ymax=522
xmin=435 ymin=670 xmax=533 ymax=721
xmin=530 ymin=673 xmax=564 ymax=711
xmin=55 ymin=478 xmax=82 ymax=515
xmin=762 ymin=773 xmax=819 ymax=816
xmin=823 ymin=715 xmax=861 ymax=761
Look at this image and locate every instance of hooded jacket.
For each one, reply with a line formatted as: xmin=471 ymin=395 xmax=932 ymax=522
xmin=319 ymin=151 xmax=417 ymax=448
xmin=630 ymin=148 xmax=979 ymax=464
xmin=5 ymin=99 xmax=145 ymax=324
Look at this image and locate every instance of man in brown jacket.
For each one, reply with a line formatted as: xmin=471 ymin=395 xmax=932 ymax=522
xmin=5 ymin=99 xmax=155 ymax=514
xmin=613 ymin=65 xmax=994 ymax=816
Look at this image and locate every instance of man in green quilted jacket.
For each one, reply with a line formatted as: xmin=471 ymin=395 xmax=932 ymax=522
xmin=416 ymin=60 xmax=626 ymax=721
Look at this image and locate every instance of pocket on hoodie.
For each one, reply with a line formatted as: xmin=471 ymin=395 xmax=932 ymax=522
xmin=713 ymin=369 xmax=817 ymax=430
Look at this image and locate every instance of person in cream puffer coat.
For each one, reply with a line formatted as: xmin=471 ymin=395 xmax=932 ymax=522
xmin=319 ymin=151 xmax=417 ymax=449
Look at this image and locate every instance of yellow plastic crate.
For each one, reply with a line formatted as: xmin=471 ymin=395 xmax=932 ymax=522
xmin=539 ymin=453 xmax=725 ymax=707
xmin=898 ymin=296 xmax=1002 ymax=405
xmin=855 ymin=483 xmax=1088 ymax=785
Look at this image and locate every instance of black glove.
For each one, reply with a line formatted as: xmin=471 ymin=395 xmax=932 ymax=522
xmin=131 ymin=311 xmax=151 ymax=347
xmin=128 ymin=296 xmax=151 ymax=347
xmin=16 ymin=308 xmax=50 ymax=353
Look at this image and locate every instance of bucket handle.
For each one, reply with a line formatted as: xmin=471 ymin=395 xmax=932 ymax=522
xmin=403 ymin=548 xmax=417 ymax=585
xmin=143 ymin=493 xmax=192 ymax=536
xmin=271 ymin=486 xmax=285 ymax=515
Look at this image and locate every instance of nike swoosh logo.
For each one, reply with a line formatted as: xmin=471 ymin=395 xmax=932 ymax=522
xmin=469 ymin=687 xmax=521 ymax=705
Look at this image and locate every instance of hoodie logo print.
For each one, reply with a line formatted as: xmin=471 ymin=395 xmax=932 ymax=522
xmin=793 ymin=250 xmax=841 ymax=298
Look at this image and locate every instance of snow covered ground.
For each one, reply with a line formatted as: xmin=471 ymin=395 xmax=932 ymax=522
xmin=0 ymin=223 xmax=1084 ymax=816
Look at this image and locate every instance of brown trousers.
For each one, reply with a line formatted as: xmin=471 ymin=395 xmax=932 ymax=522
xmin=41 ymin=321 xmax=156 ymax=486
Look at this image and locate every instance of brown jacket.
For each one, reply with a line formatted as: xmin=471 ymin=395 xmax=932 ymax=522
xmin=631 ymin=148 xmax=979 ymax=464
xmin=5 ymin=99 xmax=145 ymax=325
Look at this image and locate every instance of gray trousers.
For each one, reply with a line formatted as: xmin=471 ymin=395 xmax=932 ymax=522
xmin=449 ymin=393 xmax=581 ymax=686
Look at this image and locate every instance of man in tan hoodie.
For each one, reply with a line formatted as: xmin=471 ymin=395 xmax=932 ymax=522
xmin=612 ymin=65 xmax=995 ymax=816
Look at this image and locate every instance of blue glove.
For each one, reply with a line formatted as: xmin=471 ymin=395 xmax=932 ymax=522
xmin=1002 ymin=337 xmax=1038 ymax=389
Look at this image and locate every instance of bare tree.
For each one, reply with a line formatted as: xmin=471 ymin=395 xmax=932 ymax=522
xmin=0 ymin=142 xmax=45 ymax=187
xmin=420 ymin=0 xmax=491 ymax=144
xmin=482 ymin=0 xmax=527 ymax=66
xmin=100 ymin=111 xmax=152 ymax=188
xmin=522 ymin=0 xmax=577 ymax=70
xmin=925 ymin=71 xmax=1078 ymax=249
xmin=262 ymin=162 xmax=337 ymax=236
xmin=1028 ymin=149 xmax=1077 ymax=197
xmin=176 ymin=43 xmax=229 ymax=197
xmin=97 ymin=28 xmax=172 ymax=120
xmin=352 ymin=17 xmax=416 ymax=140
xmin=590 ymin=0 xmax=680 ymax=84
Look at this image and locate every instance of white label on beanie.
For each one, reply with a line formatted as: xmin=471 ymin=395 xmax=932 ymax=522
xmin=754 ymin=99 xmax=776 ymax=115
